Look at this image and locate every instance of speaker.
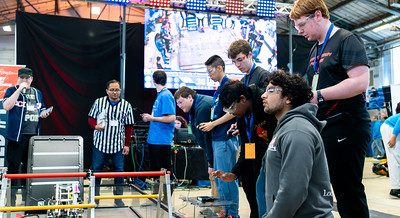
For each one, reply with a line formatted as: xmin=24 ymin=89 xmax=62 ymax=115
xmin=172 ymin=147 xmax=209 ymax=180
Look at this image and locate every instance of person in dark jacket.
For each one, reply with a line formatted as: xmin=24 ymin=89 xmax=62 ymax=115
xmin=174 ymin=86 xmax=213 ymax=166
xmin=213 ymin=80 xmax=276 ymax=218
xmin=3 ymin=67 xmax=52 ymax=206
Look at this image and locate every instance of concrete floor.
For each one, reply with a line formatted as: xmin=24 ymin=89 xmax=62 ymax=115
xmin=170 ymin=157 xmax=400 ymax=218
xmin=8 ymin=157 xmax=400 ymax=217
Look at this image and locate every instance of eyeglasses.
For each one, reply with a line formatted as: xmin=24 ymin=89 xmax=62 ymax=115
xmin=207 ymin=67 xmax=216 ymax=76
xmin=108 ymin=89 xmax=121 ymax=93
xmin=232 ymin=54 xmax=247 ymax=65
xmin=265 ymin=87 xmax=282 ymax=94
xmin=223 ymin=101 xmax=237 ymax=114
xmin=294 ymin=14 xmax=314 ymax=30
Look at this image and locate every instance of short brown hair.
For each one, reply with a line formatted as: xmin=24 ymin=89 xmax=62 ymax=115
xmin=174 ymin=86 xmax=196 ymax=100
xmin=227 ymin=39 xmax=252 ymax=59
xmin=289 ymin=0 xmax=330 ymax=20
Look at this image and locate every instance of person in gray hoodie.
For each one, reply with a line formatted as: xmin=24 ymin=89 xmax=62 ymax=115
xmin=258 ymin=70 xmax=333 ymax=218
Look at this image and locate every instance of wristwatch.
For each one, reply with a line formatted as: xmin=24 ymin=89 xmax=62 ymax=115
xmin=317 ymin=90 xmax=325 ymax=103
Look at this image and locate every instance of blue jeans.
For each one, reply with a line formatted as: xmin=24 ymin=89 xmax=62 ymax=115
xmin=92 ymin=147 xmax=124 ymax=194
xmin=213 ymin=138 xmax=239 ymax=217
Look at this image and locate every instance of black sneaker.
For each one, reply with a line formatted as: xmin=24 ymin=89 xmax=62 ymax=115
xmin=389 ymin=189 xmax=400 ymax=198
xmin=114 ymin=199 xmax=125 ymax=207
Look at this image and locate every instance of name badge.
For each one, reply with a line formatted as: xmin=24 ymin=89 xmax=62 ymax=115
xmin=26 ymin=105 xmax=35 ymax=111
xmin=210 ymin=107 xmax=214 ymax=120
xmin=109 ymin=120 xmax=118 ymax=127
xmin=311 ymin=74 xmax=319 ymax=92
xmin=245 ymin=143 xmax=256 ymax=159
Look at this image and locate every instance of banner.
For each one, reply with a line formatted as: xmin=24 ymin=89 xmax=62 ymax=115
xmin=0 ymin=64 xmax=24 ymax=100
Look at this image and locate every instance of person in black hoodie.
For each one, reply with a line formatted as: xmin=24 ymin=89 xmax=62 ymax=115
xmin=213 ymin=80 xmax=276 ymax=218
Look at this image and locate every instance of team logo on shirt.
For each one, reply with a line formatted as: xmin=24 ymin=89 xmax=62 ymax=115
xmin=268 ymin=136 xmax=277 ymax=151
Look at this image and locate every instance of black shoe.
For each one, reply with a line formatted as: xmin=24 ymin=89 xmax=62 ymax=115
xmin=389 ymin=189 xmax=400 ymax=198
xmin=114 ymin=199 xmax=125 ymax=207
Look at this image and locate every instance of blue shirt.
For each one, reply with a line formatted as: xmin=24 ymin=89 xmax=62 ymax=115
xmin=384 ymin=113 xmax=400 ymax=136
xmin=147 ymin=88 xmax=176 ymax=145
xmin=371 ymin=120 xmax=383 ymax=139
xmin=211 ymin=76 xmax=235 ymax=141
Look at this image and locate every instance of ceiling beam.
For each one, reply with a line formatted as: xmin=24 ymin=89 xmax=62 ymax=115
xmin=360 ymin=34 xmax=377 ymax=43
xmin=55 ymin=0 xmax=59 ymax=15
xmin=67 ymin=0 xmax=81 ymax=18
xmin=97 ymin=4 xmax=107 ymax=20
xmin=352 ymin=13 xmax=393 ymax=32
xmin=25 ymin=0 xmax=41 ymax=13
xmin=330 ymin=14 xmax=354 ymax=30
xmin=358 ymin=0 xmax=400 ymax=17
xmin=355 ymin=16 xmax=400 ymax=34
xmin=376 ymin=33 xmax=400 ymax=46
xmin=329 ymin=0 xmax=355 ymax=12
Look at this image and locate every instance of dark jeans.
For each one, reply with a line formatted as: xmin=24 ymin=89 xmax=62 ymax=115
xmin=7 ymin=135 xmax=33 ymax=205
xmin=240 ymin=160 xmax=260 ymax=218
xmin=92 ymin=147 xmax=124 ymax=196
xmin=148 ymin=144 xmax=171 ymax=172
xmin=323 ymin=118 xmax=371 ymax=218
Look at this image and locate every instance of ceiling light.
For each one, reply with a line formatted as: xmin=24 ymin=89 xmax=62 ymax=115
xmin=372 ymin=24 xmax=391 ymax=32
xmin=91 ymin=6 xmax=101 ymax=15
xmin=2 ymin=25 xmax=11 ymax=32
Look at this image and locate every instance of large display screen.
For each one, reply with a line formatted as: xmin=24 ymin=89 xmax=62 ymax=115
xmin=144 ymin=9 xmax=277 ymax=90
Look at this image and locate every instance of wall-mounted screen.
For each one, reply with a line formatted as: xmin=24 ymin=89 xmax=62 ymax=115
xmin=144 ymin=9 xmax=277 ymax=90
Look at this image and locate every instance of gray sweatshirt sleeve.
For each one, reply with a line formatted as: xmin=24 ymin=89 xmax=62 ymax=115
xmin=265 ymin=130 xmax=316 ymax=218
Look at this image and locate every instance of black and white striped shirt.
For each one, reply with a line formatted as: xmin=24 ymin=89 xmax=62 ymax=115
xmin=88 ymin=97 xmax=134 ymax=153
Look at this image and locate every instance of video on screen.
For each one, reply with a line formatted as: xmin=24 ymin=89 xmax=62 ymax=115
xmin=144 ymin=9 xmax=277 ymax=90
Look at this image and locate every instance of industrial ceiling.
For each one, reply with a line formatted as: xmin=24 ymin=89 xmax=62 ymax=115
xmin=2 ymin=0 xmax=400 ymax=60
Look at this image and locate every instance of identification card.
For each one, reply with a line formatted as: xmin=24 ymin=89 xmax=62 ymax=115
xmin=245 ymin=143 xmax=256 ymax=159
xmin=26 ymin=105 xmax=35 ymax=111
xmin=109 ymin=120 xmax=118 ymax=126
xmin=210 ymin=107 xmax=214 ymax=120
xmin=311 ymin=74 xmax=319 ymax=92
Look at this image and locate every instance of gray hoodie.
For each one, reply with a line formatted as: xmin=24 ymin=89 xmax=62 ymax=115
xmin=262 ymin=103 xmax=333 ymax=218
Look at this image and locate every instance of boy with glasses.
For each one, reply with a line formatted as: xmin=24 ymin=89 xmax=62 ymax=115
xmin=290 ymin=0 xmax=371 ymax=217
xmin=258 ymin=70 xmax=333 ymax=217
xmin=213 ymin=81 xmax=276 ymax=218
xmin=227 ymin=39 xmax=270 ymax=89
xmin=198 ymin=55 xmax=239 ymax=218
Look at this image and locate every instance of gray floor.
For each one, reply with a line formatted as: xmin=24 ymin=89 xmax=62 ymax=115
xmin=6 ymin=158 xmax=400 ymax=218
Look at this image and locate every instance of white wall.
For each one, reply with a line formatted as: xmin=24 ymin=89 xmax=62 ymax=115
xmin=0 ymin=34 xmax=15 ymax=65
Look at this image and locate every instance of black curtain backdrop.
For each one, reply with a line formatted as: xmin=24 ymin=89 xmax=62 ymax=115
xmin=277 ymin=34 xmax=315 ymax=76
xmin=16 ymin=11 xmax=144 ymax=169
xmin=16 ymin=11 xmax=314 ymax=169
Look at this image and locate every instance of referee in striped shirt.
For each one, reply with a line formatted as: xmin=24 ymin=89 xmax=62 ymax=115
xmin=88 ymin=79 xmax=134 ymax=207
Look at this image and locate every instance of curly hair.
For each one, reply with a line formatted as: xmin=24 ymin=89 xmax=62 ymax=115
xmin=269 ymin=70 xmax=313 ymax=108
